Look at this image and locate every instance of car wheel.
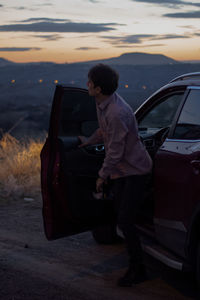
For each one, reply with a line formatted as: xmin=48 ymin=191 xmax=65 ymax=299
xmin=92 ymin=225 xmax=123 ymax=245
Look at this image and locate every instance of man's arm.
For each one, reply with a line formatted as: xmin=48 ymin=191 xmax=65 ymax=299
xmin=78 ymin=128 xmax=103 ymax=147
xmin=98 ymin=115 xmax=128 ymax=180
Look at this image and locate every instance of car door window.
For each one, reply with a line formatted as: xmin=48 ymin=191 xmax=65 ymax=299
xmin=59 ymin=89 xmax=98 ymax=137
xmin=173 ymin=89 xmax=200 ymax=140
xmin=139 ymin=93 xmax=184 ymax=130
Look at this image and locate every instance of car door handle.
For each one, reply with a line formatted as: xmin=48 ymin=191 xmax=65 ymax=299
xmin=191 ymin=160 xmax=200 ymax=167
xmin=190 ymin=160 xmax=200 ymax=174
xmin=84 ymin=144 xmax=105 ymax=155
xmin=94 ymin=145 xmax=104 ymax=152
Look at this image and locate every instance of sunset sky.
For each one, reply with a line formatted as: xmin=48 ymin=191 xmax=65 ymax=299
xmin=0 ymin=0 xmax=200 ymax=63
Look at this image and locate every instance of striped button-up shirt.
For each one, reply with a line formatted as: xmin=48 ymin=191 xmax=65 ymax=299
xmin=87 ymin=93 xmax=152 ymax=180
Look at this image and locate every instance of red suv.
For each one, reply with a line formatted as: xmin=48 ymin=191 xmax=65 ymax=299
xmin=41 ymin=72 xmax=200 ymax=286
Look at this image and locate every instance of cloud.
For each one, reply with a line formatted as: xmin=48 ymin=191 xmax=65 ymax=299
xmin=164 ymin=11 xmax=200 ymax=18
xmin=10 ymin=2 xmax=53 ymax=11
xmin=179 ymin=25 xmax=196 ymax=29
xmin=105 ymin=34 xmax=155 ymax=44
xmin=14 ymin=6 xmax=26 ymax=10
xmin=0 ymin=19 xmax=119 ymax=33
xmin=20 ymin=18 xmax=69 ymax=23
xmin=81 ymin=0 xmax=100 ymax=2
xmin=153 ymin=34 xmax=190 ymax=40
xmin=102 ymin=33 xmax=189 ymax=46
xmin=10 ymin=6 xmax=38 ymax=12
xmin=75 ymin=47 xmax=99 ymax=50
xmin=0 ymin=47 xmax=41 ymax=52
xmin=87 ymin=0 xmax=99 ymax=2
xmin=33 ymin=34 xmax=63 ymax=41
xmin=36 ymin=3 xmax=53 ymax=6
xmin=115 ymin=43 xmax=165 ymax=48
xmin=131 ymin=0 xmax=200 ymax=8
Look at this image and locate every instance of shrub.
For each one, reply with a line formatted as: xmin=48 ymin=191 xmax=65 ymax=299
xmin=0 ymin=133 xmax=44 ymax=199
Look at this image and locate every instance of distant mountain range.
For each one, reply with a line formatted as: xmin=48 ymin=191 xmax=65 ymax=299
xmin=182 ymin=60 xmax=200 ymax=64
xmin=0 ymin=58 xmax=16 ymax=66
xmin=78 ymin=52 xmax=178 ymax=66
xmin=0 ymin=52 xmax=179 ymax=66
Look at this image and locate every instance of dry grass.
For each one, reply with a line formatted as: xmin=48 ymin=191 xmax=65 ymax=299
xmin=0 ymin=133 xmax=44 ymax=199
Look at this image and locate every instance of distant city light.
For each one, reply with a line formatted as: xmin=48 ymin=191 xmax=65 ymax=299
xmin=125 ymin=84 xmax=129 ymax=88
xmin=54 ymin=80 xmax=58 ymax=84
xmin=11 ymin=79 xmax=15 ymax=83
xmin=70 ymin=80 xmax=75 ymax=84
xmin=38 ymin=79 xmax=43 ymax=83
xmin=142 ymin=85 xmax=147 ymax=90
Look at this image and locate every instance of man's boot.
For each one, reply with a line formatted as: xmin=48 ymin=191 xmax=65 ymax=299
xmin=117 ymin=263 xmax=147 ymax=287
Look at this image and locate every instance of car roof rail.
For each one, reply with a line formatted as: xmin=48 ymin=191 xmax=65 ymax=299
xmin=170 ymin=72 xmax=200 ymax=83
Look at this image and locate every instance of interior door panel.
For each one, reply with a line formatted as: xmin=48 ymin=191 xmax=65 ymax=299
xmin=58 ymin=137 xmax=104 ymax=177
xmin=41 ymin=86 xmax=114 ymax=240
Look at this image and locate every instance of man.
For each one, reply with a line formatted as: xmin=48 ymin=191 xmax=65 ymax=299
xmin=79 ymin=64 xmax=152 ymax=287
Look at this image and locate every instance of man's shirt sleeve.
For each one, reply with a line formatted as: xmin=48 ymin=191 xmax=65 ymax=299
xmin=87 ymin=128 xmax=103 ymax=145
xmin=98 ymin=114 xmax=128 ymax=180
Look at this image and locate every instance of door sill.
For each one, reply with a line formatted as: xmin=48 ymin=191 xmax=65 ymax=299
xmin=117 ymin=225 xmax=189 ymax=271
xmin=141 ymin=241 xmax=183 ymax=270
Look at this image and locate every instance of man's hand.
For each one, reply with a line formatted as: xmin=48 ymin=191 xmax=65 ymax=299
xmin=78 ymin=136 xmax=89 ymax=148
xmin=96 ymin=177 xmax=105 ymax=193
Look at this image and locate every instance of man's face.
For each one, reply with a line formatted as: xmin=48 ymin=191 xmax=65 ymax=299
xmin=87 ymin=78 xmax=101 ymax=97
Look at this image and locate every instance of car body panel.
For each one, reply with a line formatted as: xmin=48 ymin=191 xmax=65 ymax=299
xmin=152 ymin=86 xmax=200 ymax=257
xmin=153 ymin=140 xmax=200 ymax=257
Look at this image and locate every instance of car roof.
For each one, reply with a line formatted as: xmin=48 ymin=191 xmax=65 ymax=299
xmin=169 ymin=72 xmax=200 ymax=84
xmin=166 ymin=72 xmax=200 ymax=89
xmin=167 ymin=79 xmax=200 ymax=89
xmin=154 ymin=72 xmax=200 ymax=94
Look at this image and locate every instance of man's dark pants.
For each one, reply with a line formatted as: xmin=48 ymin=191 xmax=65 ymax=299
xmin=112 ymin=174 xmax=150 ymax=269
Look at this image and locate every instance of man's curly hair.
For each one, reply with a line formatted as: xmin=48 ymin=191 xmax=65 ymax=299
xmin=88 ymin=64 xmax=119 ymax=95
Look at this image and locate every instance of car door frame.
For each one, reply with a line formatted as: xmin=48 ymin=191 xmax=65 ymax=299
xmin=135 ymin=84 xmax=190 ymax=255
xmin=41 ymin=85 xmax=114 ymax=240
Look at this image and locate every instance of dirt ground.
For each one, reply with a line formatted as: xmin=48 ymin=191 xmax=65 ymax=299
xmin=0 ymin=196 xmax=198 ymax=300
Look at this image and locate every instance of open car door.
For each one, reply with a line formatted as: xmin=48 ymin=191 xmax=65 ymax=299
xmin=41 ymin=86 xmax=114 ymax=240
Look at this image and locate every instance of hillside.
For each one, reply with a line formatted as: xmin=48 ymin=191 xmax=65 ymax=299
xmin=79 ymin=52 xmax=178 ymax=66
xmin=0 ymin=58 xmax=15 ymax=67
xmin=0 ymin=52 xmax=178 ymax=67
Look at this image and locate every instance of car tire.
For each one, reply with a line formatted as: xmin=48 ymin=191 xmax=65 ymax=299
xmin=92 ymin=225 xmax=123 ymax=245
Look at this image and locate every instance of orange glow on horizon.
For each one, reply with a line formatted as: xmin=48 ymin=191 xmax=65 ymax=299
xmin=0 ymin=47 xmax=199 ymax=64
